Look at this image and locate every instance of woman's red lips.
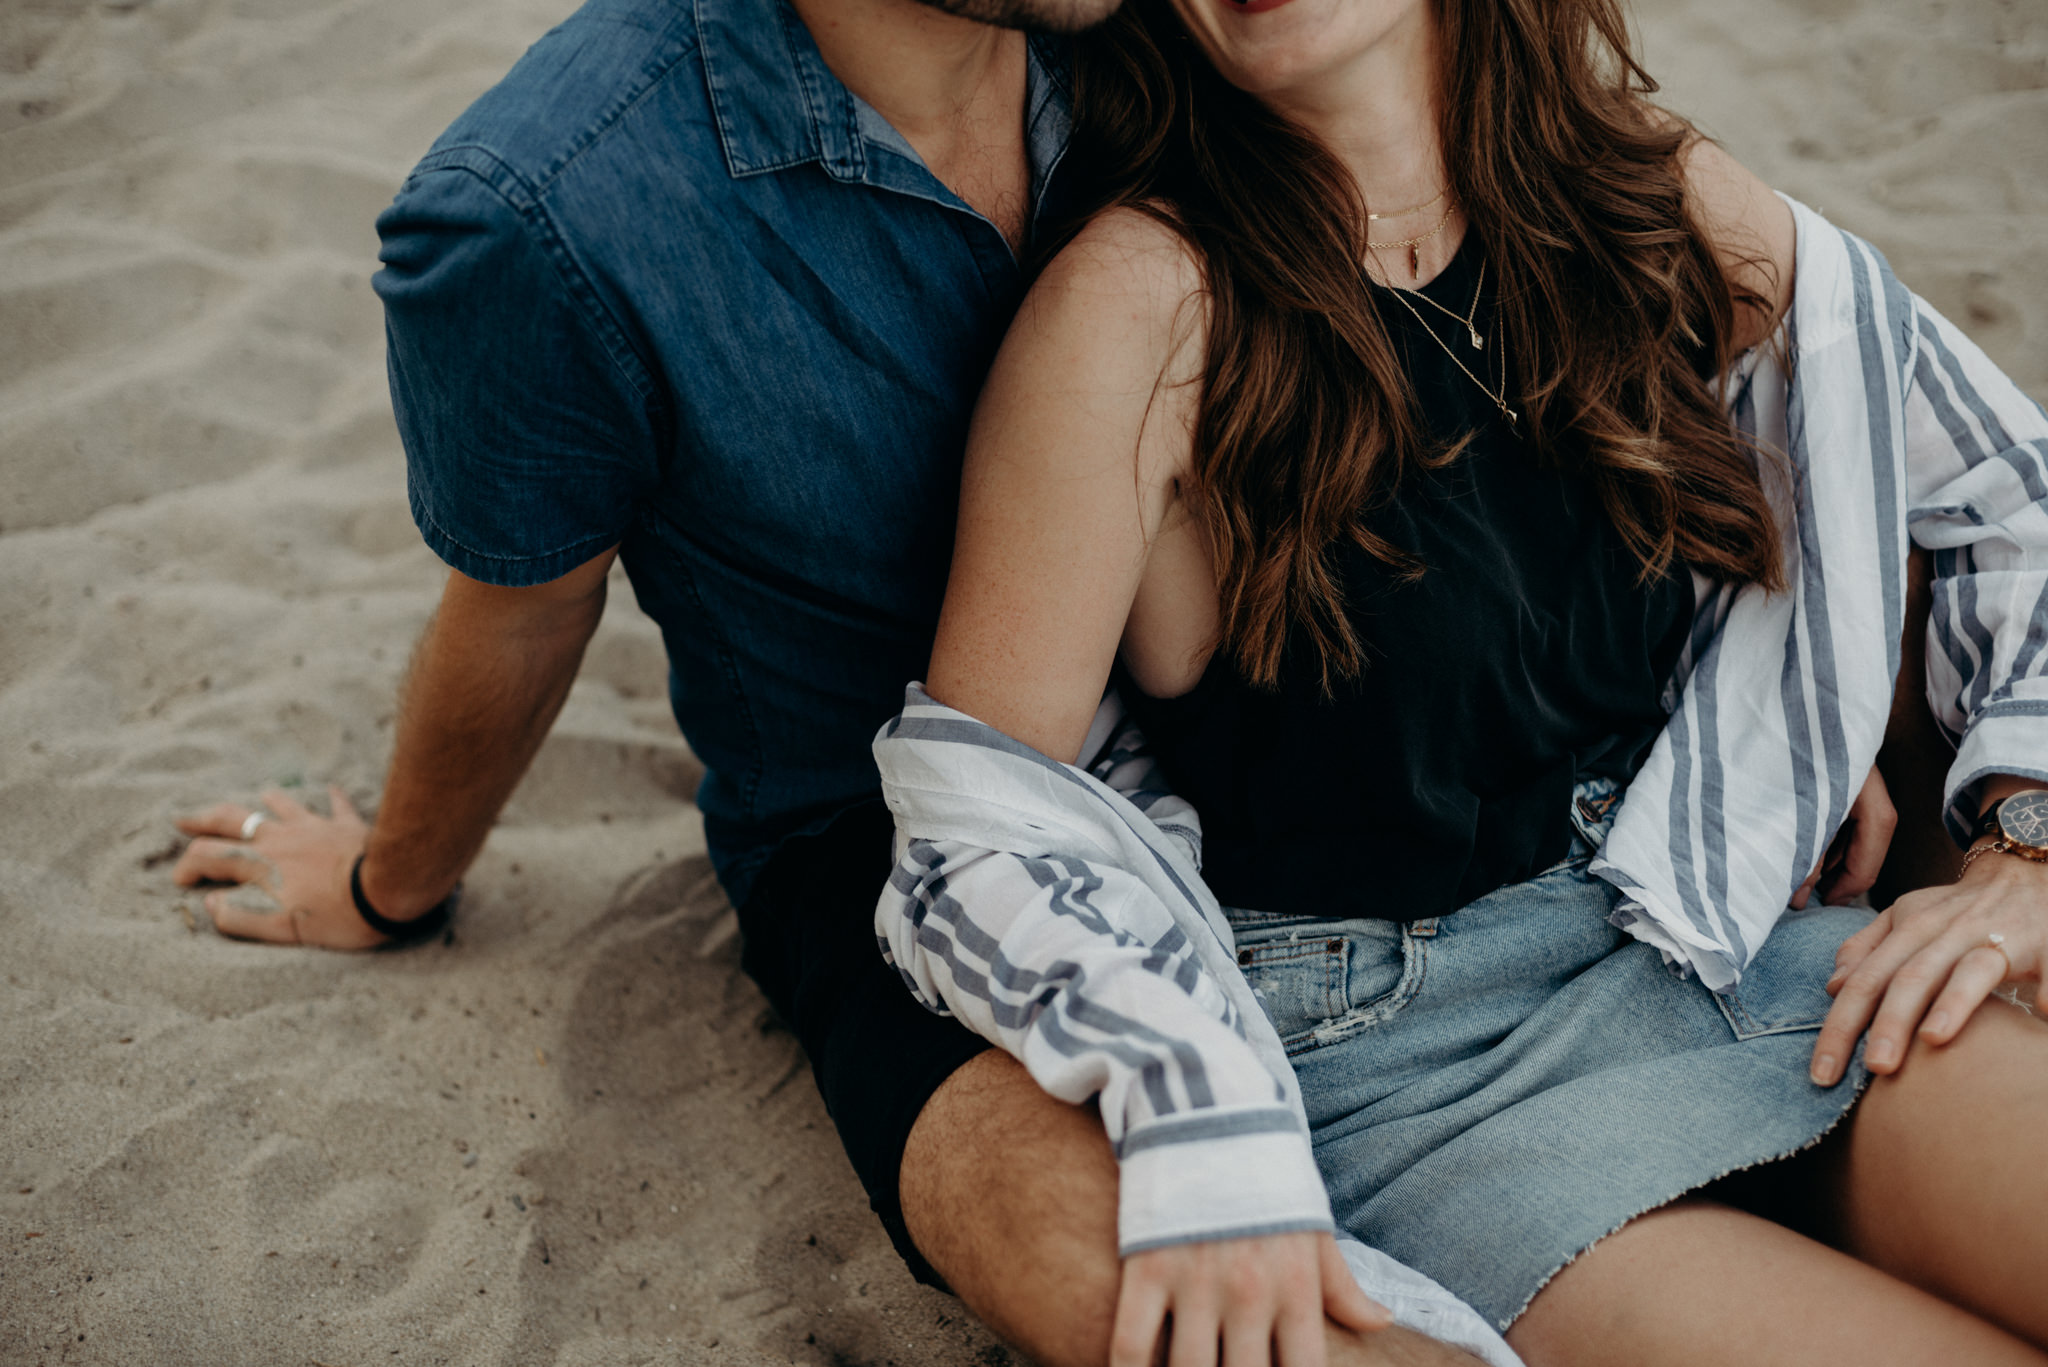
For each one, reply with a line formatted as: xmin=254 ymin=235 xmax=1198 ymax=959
xmin=1225 ymin=0 xmax=1299 ymax=12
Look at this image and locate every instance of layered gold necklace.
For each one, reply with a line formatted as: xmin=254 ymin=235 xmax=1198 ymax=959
xmin=1379 ymin=258 xmax=1520 ymax=430
xmin=1366 ymin=200 xmax=1455 ymax=279
xmin=1366 ymin=187 xmax=1446 ymax=223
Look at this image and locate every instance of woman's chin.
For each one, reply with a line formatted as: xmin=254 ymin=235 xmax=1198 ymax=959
xmin=1175 ymin=0 xmax=1404 ymax=99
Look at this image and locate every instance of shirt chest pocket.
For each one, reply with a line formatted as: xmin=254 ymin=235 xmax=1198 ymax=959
xmin=1231 ymin=917 xmax=1429 ymax=1057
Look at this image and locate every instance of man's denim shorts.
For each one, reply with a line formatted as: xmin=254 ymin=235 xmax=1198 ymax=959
xmin=1227 ymin=778 xmax=1875 ymax=1331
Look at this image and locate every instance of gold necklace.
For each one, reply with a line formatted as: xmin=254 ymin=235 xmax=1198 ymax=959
xmin=1380 ymin=273 xmax=1519 ymax=430
xmin=1366 ymin=201 xmax=1454 ymax=278
xmin=1366 ymin=187 xmax=1447 ymax=222
xmin=1388 ymin=258 xmax=1487 ymax=351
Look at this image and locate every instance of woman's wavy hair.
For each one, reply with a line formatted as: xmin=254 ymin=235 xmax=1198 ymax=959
xmin=1045 ymin=0 xmax=1785 ymax=690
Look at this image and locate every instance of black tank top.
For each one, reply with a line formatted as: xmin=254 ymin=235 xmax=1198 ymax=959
xmin=1123 ymin=242 xmax=1692 ymax=922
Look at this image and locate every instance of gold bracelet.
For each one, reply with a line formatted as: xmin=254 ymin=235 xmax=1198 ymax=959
xmin=1959 ymin=838 xmax=2048 ymax=879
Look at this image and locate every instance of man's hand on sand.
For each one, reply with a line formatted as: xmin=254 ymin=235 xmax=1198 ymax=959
xmin=172 ymin=786 xmax=383 ymax=948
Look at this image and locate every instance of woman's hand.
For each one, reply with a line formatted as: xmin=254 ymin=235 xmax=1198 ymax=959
xmin=1110 ymin=1230 xmax=1390 ymax=1367
xmin=1790 ymin=766 xmax=1897 ymax=910
xmin=170 ymin=786 xmax=382 ymax=948
xmin=1808 ymin=843 xmax=2045 ymax=1087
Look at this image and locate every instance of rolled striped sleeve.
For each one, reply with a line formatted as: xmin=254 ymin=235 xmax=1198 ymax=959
xmin=1595 ymin=199 xmax=2048 ymax=989
xmin=875 ymin=689 xmax=1333 ymax=1256
xmin=1903 ymin=305 xmax=2048 ymax=840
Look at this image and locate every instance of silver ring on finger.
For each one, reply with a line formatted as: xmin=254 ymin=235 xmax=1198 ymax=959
xmin=240 ymin=812 xmax=269 ymax=841
xmin=1984 ymin=931 xmax=2012 ymax=980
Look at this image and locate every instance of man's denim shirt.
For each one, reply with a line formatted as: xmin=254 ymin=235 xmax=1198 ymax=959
xmin=374 ymin=0 xmax=1074 ymax=904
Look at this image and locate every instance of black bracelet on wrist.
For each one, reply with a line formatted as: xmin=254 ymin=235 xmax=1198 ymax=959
xmin=349 ymin=853 xmax=457 ymax=946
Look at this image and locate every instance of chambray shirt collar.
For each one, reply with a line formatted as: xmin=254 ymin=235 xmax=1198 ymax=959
xmin=695 ymin=0 xmax=1072 ymax=209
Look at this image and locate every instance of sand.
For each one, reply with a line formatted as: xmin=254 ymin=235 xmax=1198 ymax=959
xmin=0 ymin=0 xmax=2041 ymax=1361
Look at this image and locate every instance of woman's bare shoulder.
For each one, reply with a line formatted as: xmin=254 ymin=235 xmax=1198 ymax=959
xmin=1040 ymin=204 xmax=1207 ymax=306
xmin=992 ymin=205 xmax=1211 ymax=484
xmin=1025 ymin=206 xmax=1209 ymax=372
xmin=1674 ymin=131 xmax=1797 ymax=353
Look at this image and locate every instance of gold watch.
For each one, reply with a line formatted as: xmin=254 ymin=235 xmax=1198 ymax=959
xmin=1961 ymin=789 xmax=2048 ymax=876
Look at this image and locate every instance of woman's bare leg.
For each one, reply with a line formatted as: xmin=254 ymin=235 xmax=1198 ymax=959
xmin=1836 ymin=544 xmax=2048 ymax=1341
xmin=1818 ymin=1000 xmax=2048 ymax=1346
xmin=1505 ymin=1198 xmax=2046 ymax=1367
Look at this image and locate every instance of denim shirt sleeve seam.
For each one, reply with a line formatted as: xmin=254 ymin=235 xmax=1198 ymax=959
xmin=410 ymin=490 xmax=623 ymax=585
xmin=404 ymin=149 xmax=662 ymax=413
xmin=527 ymin=6 xmax=701 ymax=195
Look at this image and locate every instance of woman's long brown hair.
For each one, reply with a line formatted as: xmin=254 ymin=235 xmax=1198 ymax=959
xmin=1047 ymin=0 xmax=1785 ymax=691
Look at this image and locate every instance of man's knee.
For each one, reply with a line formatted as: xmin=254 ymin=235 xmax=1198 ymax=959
xmin=1333 ymin=1325 xmax=1491 ymax=1367
xmin=899 ymin=1049 xmax=1123 ymax=1367
xmin=897 ymin=1052 xmax=1490 ymax=1367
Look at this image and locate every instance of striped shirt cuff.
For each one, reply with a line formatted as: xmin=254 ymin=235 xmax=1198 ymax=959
xmin=1114 ymin=1108 xmax=1334 ymax=1257
xmin=1945 ymin=704 xmax=2048 ymax=845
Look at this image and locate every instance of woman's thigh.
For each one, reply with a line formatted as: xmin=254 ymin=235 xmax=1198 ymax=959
xmin=1818 ymin=999 xmax=2048 ymax=1346
xmin=1506 ymin=1198 xmax=2048 ymax=1367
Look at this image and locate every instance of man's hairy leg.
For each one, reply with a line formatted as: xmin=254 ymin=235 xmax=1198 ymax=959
xmin=899 ymin=1050 xmax=1486 ymax=1367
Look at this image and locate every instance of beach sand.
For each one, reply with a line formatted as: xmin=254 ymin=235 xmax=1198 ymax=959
xmin=0 ymin=0 xmax=2041 ymax=1362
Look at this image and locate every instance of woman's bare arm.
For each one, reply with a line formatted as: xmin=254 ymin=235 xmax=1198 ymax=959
xmin=920 ymin=212 xmax=1389 ymax=1367
xmin=926 ymin=208 xmax=1209 ymax=761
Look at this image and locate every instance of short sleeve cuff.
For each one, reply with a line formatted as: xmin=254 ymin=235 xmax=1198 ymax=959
xmin=377 ymin=160 xmax=655 ymax=588
xmin=408 ymin=483 xmax=623 ymax=588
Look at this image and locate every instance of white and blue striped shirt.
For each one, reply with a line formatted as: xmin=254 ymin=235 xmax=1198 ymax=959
xmin=1596 ymin=196 xmax=2048 ymax=989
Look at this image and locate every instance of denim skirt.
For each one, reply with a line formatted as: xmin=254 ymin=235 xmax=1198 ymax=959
xmin=1227 ymin=780 xmax=1874 ymax=1331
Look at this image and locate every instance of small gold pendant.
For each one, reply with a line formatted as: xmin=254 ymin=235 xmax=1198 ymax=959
xmin=1410 ymin=244 xmax=1421 ymax=276
xmin=1470 ymin=330 xmax=1484 ymax=350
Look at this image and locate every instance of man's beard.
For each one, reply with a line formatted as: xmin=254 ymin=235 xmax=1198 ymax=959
xmin=911 ymin=0 xmax=1121 ymax=36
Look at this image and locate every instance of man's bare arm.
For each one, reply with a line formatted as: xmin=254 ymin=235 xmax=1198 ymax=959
xmin=171 ymin=547 xmax=618 ymax=946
